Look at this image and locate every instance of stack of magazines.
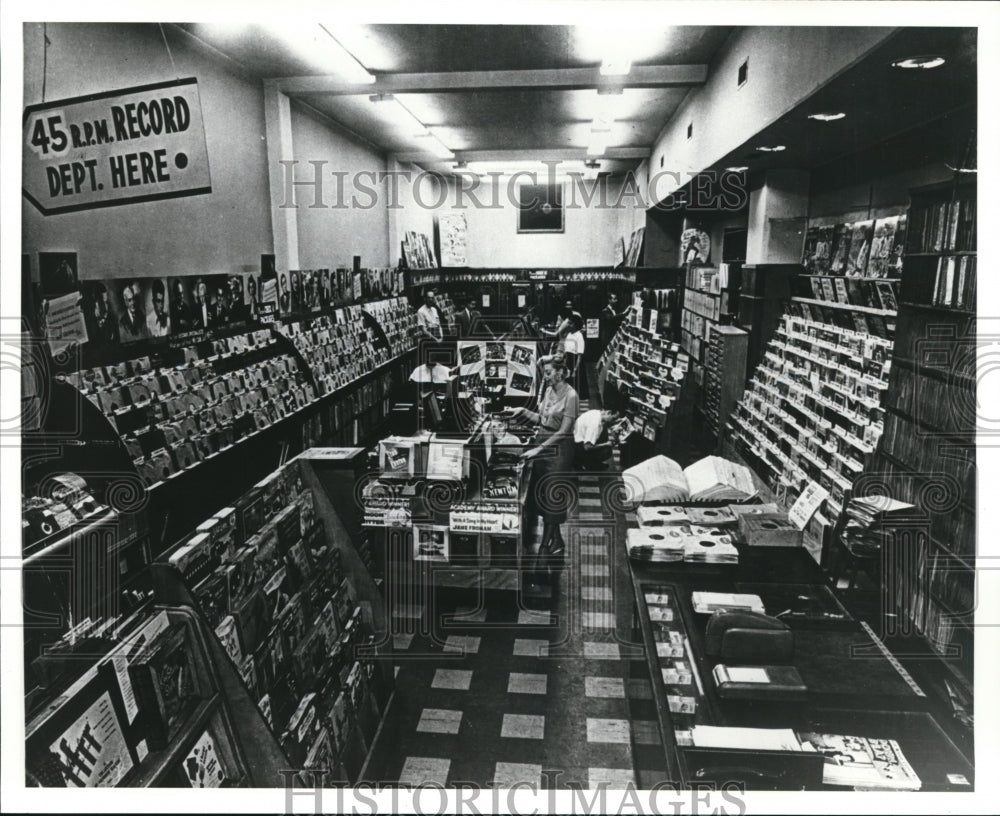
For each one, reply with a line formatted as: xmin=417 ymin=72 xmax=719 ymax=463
xmin=842 ymin=495 xmax=916 ymax=556
xmin=622 ymin=455 xmax=756 ymax=505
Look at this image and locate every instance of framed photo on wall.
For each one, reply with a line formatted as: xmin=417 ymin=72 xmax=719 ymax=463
xmin=517 ymin=183 xmax=564 ymax=233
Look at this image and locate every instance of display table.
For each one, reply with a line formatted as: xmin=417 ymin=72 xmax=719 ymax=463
xmin=624 ymin=525 xmax=974 ymax=791
xmin=361 ymin=416 xmax=536 ymax=597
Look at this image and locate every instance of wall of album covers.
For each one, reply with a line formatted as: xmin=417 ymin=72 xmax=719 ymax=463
xmin=39 ymin=266 xmax=405 ymax=359
xmin=74 ymin=274 xmax=262 ymax=350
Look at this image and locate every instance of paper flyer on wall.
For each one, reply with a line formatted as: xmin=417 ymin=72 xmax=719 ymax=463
xmin=44 ymin=292 xmax=89 ymax=355
xmin=457 ymin=340 xmax=537 ymax=396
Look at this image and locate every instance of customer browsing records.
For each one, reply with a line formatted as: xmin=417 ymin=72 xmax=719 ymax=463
xmin=508 ymin=354 xmax=579 ymax=582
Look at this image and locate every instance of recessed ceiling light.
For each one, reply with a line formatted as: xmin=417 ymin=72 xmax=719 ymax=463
xmin=808 ymin=112 xmax=847 ymax=122
xmin=755 ymin=145 xmax=786 ymax=153
xmin=891 ymin=55 xmax=946 ymax=70
xmin=725 ymin=166 xmax=749 ymax=173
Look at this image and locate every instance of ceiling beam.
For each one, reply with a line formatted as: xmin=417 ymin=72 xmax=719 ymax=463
xmin=274 ymin=64 xmax=707 ymax=96
xmin=392 ymin=147 xmax=650 ymax=163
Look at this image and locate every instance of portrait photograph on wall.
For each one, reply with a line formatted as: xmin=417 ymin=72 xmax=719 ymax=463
xmin=517 ymin=182 xmax=564 ymax=233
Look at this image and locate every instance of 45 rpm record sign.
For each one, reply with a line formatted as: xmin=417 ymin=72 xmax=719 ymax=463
xmin=23 ymin=77 xmax=212 ymax=215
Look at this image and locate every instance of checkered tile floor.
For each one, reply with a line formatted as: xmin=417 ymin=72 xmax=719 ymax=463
xmin=381 ymin=384 xmax=670 ymax=788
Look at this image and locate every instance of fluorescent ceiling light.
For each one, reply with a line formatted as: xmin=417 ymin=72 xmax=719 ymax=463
xmin=575 ymin=26 xmax=670 ymax=66
xmin=600 ymin=58 xmax=632 ymax=76
xmin=755 ymin=144 xmax=786 ymax=153
xmin=369 ymin=93 xmax=454 ymax=158
xmin=588 ymin=117 xmax=613 ymax=155
xmin=465 ymin=161 xmax=588 ymax=180
xmin=891 ymin=55 xmax=946 ymax=70
xmin=568 ymin=89 xmax=644 ymax=127
xmin=316 ymin=24 xmax=376 ymax=83
xmin=807 ymin=112 xmax=847 ymax=122
xmin=587 ymin=137 xmax=609 ymax=157
xmin=415 ymin=133 xmax=455 ymax=160
xmin=194 ymin=23 xmax=375 ymax=82
xmin=370 ymin=94 xmax=429 ymax=137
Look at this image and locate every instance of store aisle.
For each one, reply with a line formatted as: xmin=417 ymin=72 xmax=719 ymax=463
xmin=382 ymin=393 xmax=667 ymax=789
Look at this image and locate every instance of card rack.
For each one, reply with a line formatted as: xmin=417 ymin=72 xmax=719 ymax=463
xmin=726 ymin=313 xmax=893 ymax=522
xmin=597 ymin=308 xmax=690 ymax=443
xmin=278 ymin=307 xmax=389 ymax=396
xmin=680 ymin=263 xmax=741 ymax=392
xmin=701 ymin=325 xmax=748 ymax=443
xmin=361 ymin=297 xmax=419 ymax=357
xmin=63 ymin=329 xmax=316 ymax=488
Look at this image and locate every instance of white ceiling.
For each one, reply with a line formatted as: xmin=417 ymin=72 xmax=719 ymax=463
xmin=176 ymin=24 xmax=976 ymax=186
xmin=179 ymin=23 xmax=736 ymax=175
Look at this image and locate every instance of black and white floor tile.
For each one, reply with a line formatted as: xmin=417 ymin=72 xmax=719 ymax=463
xmin=382 ymin=387 xmax=669 ymax=789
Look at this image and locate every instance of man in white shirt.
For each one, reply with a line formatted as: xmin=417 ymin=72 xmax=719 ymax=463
xmin=417 ymin=289 xmax=443 ymax=342
xmin=563 ymin=313 xmax=585 ymax=359
xmin=573 ymin=407 xmax=620 ymax=470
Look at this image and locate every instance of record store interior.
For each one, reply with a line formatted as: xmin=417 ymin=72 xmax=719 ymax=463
xmin=18 ymin=22 xmax=981 ymax=795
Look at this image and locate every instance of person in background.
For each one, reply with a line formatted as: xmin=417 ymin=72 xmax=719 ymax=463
xmin=511 ymin=354 xmax=580 ymax=578
xmin=435 ymin=292 xmax=456 ymax=337
xmin=573 ymin=407 xmax=621 ymax=471
xmin=417 ymin=288 xmax=444 ymax=342
xmin=562 ymin=312 xmax=587 ymax=398
xmin=146 ymin=279 xmax=170 ymax=337
xmin=600 ymin=292 xmax=626 ymax=346
xmin=541 ymin=299 xmax=574 ymax=346
xmin=454 ymin=294 xmax=475 ymax=339
xmin=454 ymin=294 xmax=493 ymax=340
